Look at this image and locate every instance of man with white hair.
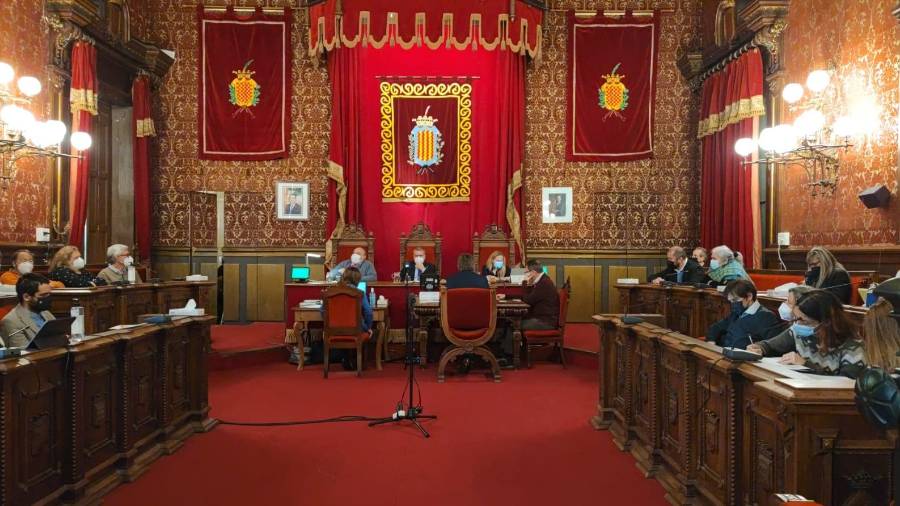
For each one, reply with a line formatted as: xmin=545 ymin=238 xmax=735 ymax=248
xmin=97 ymin=244 xmax=142 ymax=284
xmin=707 ymin=245 xmax=749 ymax=285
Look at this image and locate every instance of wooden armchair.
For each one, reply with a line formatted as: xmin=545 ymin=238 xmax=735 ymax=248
xmin=321 ymin=284 xmax=371 ymax=378
xmin=523 ymin=279 xmax=570 ymax=368
xmin=399 ymin=222 xmax=442 ymax=274
xmin=329 ymin=222 xmax=375 ymax=268
xmin=473 ymin=223 xmax=517 ymax=272
xmin=438 ymin=286 xmax=500 ymax=382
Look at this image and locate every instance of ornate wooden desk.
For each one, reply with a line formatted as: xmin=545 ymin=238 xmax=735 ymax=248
xmin=412 ymin=298 xmax=529 ymax=368
xmin=593 ymin=315 xmax=896 ymax=506
xmin=0 ymin=315 xmax=215 ymax=505
xmin=290 ymin=301 xmax=391 ymax=370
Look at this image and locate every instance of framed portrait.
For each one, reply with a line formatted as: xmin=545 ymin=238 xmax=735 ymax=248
xmin=541 ymin=187 xmax=573 ymax=223
xmin=276 ymin=181 xmax=309 ymax=221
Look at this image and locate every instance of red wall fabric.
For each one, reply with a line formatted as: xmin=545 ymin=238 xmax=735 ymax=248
xmin=327 ymin=45 xmax=525 ymax=278
xmin=132 ymin=75 xmax=153 ymax=261
xmin=68 ymin=41 xmax=97 ymax=249
xmin=391 ymin=94 xmax=459 ymax=187
xmin=699 ymin=50 xmax=764 ymax=268
xmin=566 ymin=11 xmax=660 ymax=162
xmin=198 ymin=7 xmax=291 ymax=160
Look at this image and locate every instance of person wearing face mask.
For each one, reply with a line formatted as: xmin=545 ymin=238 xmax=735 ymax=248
xmin=48 ymin=246 xmax=106 ymax=288
xmin=0 ymin=273 xmax=56 ymax=348
xmin=803 ymin=246 xmax=851 ymax=304
xmin=481 ymin=250 xmax=511 ymax=282
xmin=651 ymin=247 xmax=707 ymax=285
xmin=1 ymin=249 xmax=35 ymax=285
xmin=706 ymin=245 xmax=749 ymax=286
xmin=649 ymin=246 xmax=682 ymax=284
xmin=706 ymin=279 xmax=784 ymax=349
xmin=747 ymin=285 xmax=812 ymax=354
xmin=692 ymin=247 xmax=709 ymax=272
xmin=400 ymin=246 xmax=437 ymax=282
xmin=326 ymin=246 xmax=377 ymax=282
xmin=97 ymin=244 xmax=143 ymax=285
xmin=749 ymin=289 xmax=864 ymax=378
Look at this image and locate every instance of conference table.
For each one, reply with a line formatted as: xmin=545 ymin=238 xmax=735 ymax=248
xmin=593 ymin=315 xmax=895 ymax=506
xmin=0 ymin=315 xmax=215 ymax=505
xmin=290 ymin=300 xmax=391 ymax=370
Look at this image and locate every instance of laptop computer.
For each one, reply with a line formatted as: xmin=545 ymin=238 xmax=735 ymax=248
xmin=291 ymin=265 xmax=311 ymax=283
xmin=26 ymin=316 xmax=76 ymax=350
xmin=510 ymin=267 xmax=527 ymax=284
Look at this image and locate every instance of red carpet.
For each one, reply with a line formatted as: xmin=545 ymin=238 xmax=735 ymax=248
xmin=105 ymin=361 xmax=667 ymax=506
xmin=211 ymin=322 xmax=285 ymax=352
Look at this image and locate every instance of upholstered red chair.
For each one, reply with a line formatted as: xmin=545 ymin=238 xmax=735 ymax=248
xmin=523 ymin=280 xmax=570 ymax=368
xmin=328 ymin=222 xmax=375 ymax=269
xmin=320 ymin=284 xmax=371 ymax=378
xmin=472 ymin=223 xmax=517 ymax=271
xmin=438 ymin=287 xmax=500 ymax=382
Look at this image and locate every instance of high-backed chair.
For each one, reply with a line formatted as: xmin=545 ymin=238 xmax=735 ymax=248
xmin=328 ymin=222 xmax=375 ymax=268
xmin=523 ymin=279 xmax=570 ymax=368
xmin=321 ymin=284 xmax=371 ymax=378
xmin=438 ymin=286 xmax=500 ymax=382
xmin=472 ymin=223 xmax=517 ymax=271
xmin=399 ymin=222 xmax=442 ymax=274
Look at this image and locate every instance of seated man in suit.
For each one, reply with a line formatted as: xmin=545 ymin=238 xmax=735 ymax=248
xmin=649 ymin=246 xmax=680 ymax=285
xmin=327 ymin=246 xmax=377 ymax=282
xmin=400 ymin=246 xmax=438 ymax=282
xmin=446 ymin=253 xmax=489 ymax=289
xmin=0 ymin=273 xmax=56 ymax=348
xmin=653 ymin=246 xmax=707 ymax=285
xmin=706 ymin=279 xmax=784 ymax=350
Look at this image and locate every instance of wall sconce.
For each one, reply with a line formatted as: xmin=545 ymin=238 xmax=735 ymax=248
xmin=0 ymin=61 xmax=91 ymax=186
xmin=734 ymin=68 xmax=880 ymax=196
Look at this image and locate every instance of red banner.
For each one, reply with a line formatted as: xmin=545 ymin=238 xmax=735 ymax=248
xmin=199 ymin=7 xmax=291 ymax=160
xmin=566 ymin=11 xmax=659 ymax=162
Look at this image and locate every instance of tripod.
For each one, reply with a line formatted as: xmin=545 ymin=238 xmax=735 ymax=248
xmin=368 ymin=275 xmax=436 ymax=438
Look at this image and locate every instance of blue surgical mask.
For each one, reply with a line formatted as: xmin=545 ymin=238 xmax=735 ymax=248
xmin=709 ymin=259 xmax=720 ymax=270
xmin=790 ymin=323 xmax=817 ymax=338
xmin=493 ymin=260 xmax=504 ymax=269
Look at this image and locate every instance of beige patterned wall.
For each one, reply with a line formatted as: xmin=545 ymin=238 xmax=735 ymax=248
xmin=149 ymin=0 xmax=701 ymax=251
xmin=776 ymin=0 xmax=899 ymax=247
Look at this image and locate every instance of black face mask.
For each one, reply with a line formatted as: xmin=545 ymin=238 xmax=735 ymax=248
xmin=806 ymin=266 xmax=821 ymax=280
xmin=30 ymin=296 xmax=51 ymax=313
xmin=666 ymin=260 xmax=676 ymax=269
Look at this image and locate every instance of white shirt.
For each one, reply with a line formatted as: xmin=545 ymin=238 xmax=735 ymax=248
xmin=741 ymin=301 xmax=761 ymax=317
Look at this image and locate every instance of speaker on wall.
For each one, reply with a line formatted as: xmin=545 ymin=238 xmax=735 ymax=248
xmin=858 ymin=184 xmax=891 ymax=209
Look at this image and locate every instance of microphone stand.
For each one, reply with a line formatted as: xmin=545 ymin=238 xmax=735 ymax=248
xmin=368 ymin=266 xmax=437 ymax=438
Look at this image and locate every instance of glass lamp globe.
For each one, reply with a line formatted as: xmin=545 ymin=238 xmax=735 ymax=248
xmin=26 ymin=122 xmax=52 ymax=148
xmin=832 ymin=116 xmax=858 ymax=138
xmin=734 ymin=137 xmax=757 ymax=157
xmin=782 ymin=83 xmax=804 ymax=104
xmin=806 ymin=70 xmax=830 ymax=93
xmin=0 ymin=62 xmax=14 ymax=85
xmin=17 ymin=76 xmax=41 ymax=97
xmin=772 ymin=124 xmax=798 ymax=154
xmin=45 ymin=120 xmax=66 ymax=145
xmin=71 ymin=131 xmax=92 ymax=151
xmin=793 ymin=109 xmax=826 ymax=137
xmin=0 ymin=104 xmax=19 ymax=126
xmin=757 ymin=127 xmax=779 ymax=152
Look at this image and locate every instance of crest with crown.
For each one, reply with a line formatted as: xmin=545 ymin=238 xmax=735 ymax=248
xmin=408 ymin=105 xmax=444 ymax=174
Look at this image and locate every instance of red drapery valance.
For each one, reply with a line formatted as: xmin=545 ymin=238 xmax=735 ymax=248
xmin=309 ymin=0 xmax=542 ymax=59
xmin=132 ymin=75 xmax=155 ymax=262
xmin=699 ymin=49 xmax=765 ymax=268
xmin=68 ymin=40 xmax=98 ymax=249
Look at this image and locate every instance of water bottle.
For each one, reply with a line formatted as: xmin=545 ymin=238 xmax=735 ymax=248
xmin=70 ymin=298 xmax=85 ymax=343
xmin=127 ymin=265 xmax=136 ymax=283
xmin=369 ymin=287 xmax=376 ymax=307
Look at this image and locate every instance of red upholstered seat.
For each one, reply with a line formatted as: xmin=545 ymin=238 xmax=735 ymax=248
xmin=523 ymin=329 xmax=562 ymax=338
xmin=450 ymin=328 xmax=490 ymax=340
xmin=445 ymin=289 xmax=492 ymax=330
xmin=330 ymin=333 xmax=371 ymax=342
xmin=316 ymin=284 xmax=371 ymax=378
xmin=523 ymin=282 xmax=569 ymax=368
xmin=439 ymin=287 xmax=500 ymax=382
xmin=748 ymin=273 xmax=804 ymax=291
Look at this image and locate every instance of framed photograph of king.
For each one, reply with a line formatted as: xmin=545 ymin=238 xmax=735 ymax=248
xmin=276 ymin=181 xmax=310 ymax=221
xmin=541 ymin=187 xmax=573 ymax=223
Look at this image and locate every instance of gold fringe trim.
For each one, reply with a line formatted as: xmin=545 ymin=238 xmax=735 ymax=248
xmin=70 ymin=88 xmax=99 ymax=116
xmin=697 ymin=94 xmax=764 ymax=139
xmin=136 ymin=118 xmax=156 ymax=138
xmin=505 ymin=167 xmax=525 ymax=263
xmin=309 ymin=11 xmax=542 ymax=60
xmin=324 ymin=160 xmax=347 ymax=266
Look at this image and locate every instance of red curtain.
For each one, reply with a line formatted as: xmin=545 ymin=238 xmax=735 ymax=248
xmin=132 ymin=75 xmax=155 ymax=262
xmin=698 ymin=49 xmax=764 ymax=268
xmin=68 ymin=41 xmax=98 ymax=249
xmin=326 ymin=44 xmax=526 ymax=278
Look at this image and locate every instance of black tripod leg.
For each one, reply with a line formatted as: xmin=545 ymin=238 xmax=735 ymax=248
xmin=410 ymin=418 xmax=430 ymax=438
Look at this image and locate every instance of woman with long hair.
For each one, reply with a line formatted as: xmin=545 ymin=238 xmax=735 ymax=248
xmin=804 ymin=246 xmax=851 ymax=304
xmin=862 ymin=297 xmax=900 ymax=370
xmin=481 ymin=250 xmax=511 ymax=281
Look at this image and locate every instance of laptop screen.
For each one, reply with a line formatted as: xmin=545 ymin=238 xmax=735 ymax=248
xmin=291 ymin=265 xmax=310 ymax=281
xmin=357 ymin=281 xmax=367 ymax=293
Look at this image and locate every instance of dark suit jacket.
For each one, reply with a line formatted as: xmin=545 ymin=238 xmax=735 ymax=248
xmin=522 ymin=275 xmax=560 ymax=326
xmin=649 ymin=262 xmax=676 ymax=282
xmin=805 ymin=268 xmax=852 ymax=304
xmin=707 ymin=304 xmax=785 ymax=349
xmin=446 ymin=270 xmax=490 ymax=289
xmin=481 ymin=265 xmax=511 ymax=278
xmin=665 ymin=259 xmax=709 ymax=285
xmin=400 ymin=261 xmax=438 ymax=282
xmin=284 ymin=203 xmax=302 ymax=215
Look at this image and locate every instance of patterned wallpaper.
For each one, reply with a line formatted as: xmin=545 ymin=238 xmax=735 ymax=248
xmin=524 ymin=0 xmax=702 ymax=250
xmin=776 ymin=0 xmax=899 ymax=247
xmin=0 ymin=0 xmax=51 ymax=245
xmin=149 ymin=0 xmax=702 ymax=251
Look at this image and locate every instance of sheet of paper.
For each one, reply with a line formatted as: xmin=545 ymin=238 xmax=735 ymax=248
xmin=761 ymin=356 xmax=812 ymax=372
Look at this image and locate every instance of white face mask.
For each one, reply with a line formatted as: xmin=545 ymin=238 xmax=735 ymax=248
xmin=778 ymin=302 xmax=794 ymax=321
xmin=123 ymin=256 xmax=134 ymax=267
xmin=72 ymin=257 xmax=86 ymax=270
xmin=16 ymin=261 xmax=33 ymax=275
xmin=350 ymin=253 xmax=362 ymax=264
xmin=414 ymin=256 xmax=425 ymax=264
